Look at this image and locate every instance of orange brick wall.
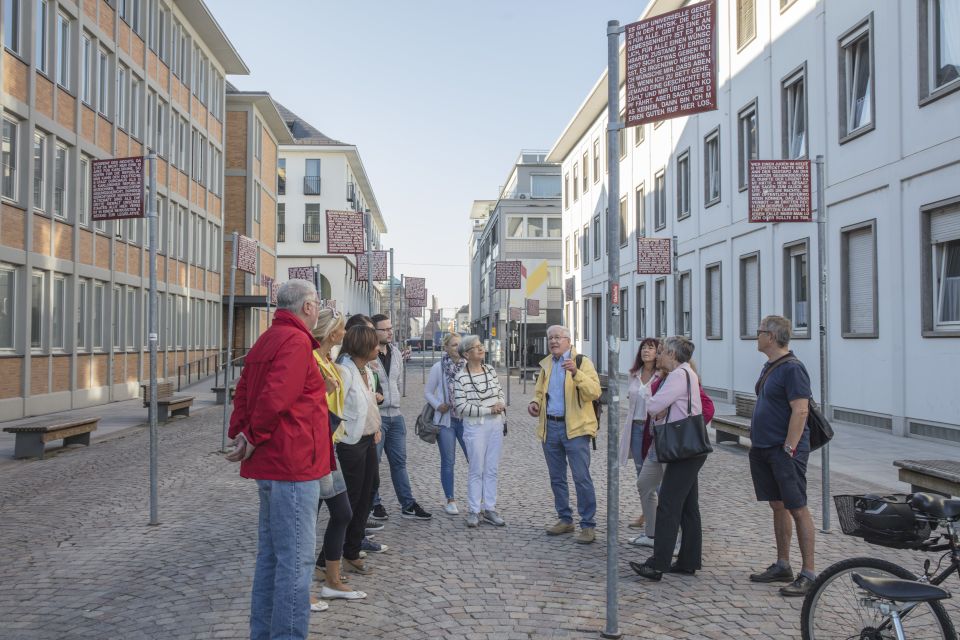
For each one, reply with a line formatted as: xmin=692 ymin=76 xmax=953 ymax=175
xmin=30 ymin=357 xmax=49 ymax=395
xmin=0 ymin=358 xmax=23 ymax=399
xmin=52 ymin=356 xmax=71 ymax=392
xmin=32 ymin=215 xmax=51 ymax=255
xmin=35 ymin=74 xmax=54 ymax=120
xmin=2 ymin=52 xmax=29 ymax=103
xmin=1 ymin=204 xmax=26 ymax=250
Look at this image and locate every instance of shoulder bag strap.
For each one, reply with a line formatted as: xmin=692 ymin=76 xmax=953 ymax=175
xmin=683 ymin=368 xmax=692 ymax=414
xmin=755 ymin=354 xmax=798 ymax=397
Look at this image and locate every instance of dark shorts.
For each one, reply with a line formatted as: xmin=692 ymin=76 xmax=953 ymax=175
xmin=749 ymin=445 xmax=809 ymax=510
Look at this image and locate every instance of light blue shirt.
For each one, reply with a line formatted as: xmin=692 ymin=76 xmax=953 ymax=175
xmin=546 ymin=350 xmax=570 ymax=417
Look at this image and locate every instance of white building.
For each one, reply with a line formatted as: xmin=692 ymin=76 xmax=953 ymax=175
xmin=275 ymin=103 xmax=387 ymax=316
xmin=547 ymin=0 xmax=960 ymax=445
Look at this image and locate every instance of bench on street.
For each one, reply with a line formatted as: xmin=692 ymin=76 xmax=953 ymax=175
xmin=3 ymin=417 xmax=100 ymax=459
xmin=713 ymin=393 xmax=754 ymax=445
xmin=157 ymin=396 xmax=194 ymax=422
xmin=894 ymin=459 xmax=960 ymax=497
xmin=211 ymin=384 xmax=237 ymax=405
xmin=141 ymin=382 xmax=175 ymax=407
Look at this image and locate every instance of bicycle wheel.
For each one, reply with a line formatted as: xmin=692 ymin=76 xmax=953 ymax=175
xmin=801 ymin=557 xmax=956 ymax=640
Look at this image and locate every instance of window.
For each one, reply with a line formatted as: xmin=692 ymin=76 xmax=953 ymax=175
xmin=572 ymin=301 xmax=578 ymax=341
xmin=655 ymin=277 xmax=667 ymax=337
xmin=156 ymin=98 xmax=166 ymax=156
xmin=92 ymin=282 xmax=104 ymax=349
xmin=253 ymin=183 xmax=261 ymax=223
xmin=635 ymin=184 xmax=646 ymax=238
xmin=635 ymin=123 xmax=645 ymax=146
xmin=582 ymin=224 xmax=589 ymax=263
xmin=925 ymin=201 xmax=960 ymax=333
xmin=51 ymin=274 xmax=65 ymax=349
xmin=32 ymin=132 xmax=45 ymax=211
xmin=620 ymin=286 xmax=629 ymax=339
xmin=618 ymin=110 xmax=627 ymax=159
xmin=531 ymin=174 xmax=560 ymax=198
xmin=0 ymin=265 xmax=15 ymax=349
xmin=677 ymin=150 xmax=691 ymax=219
xmin=126 ymin=287 xmax=136 ymax=348
xmin=80 ymin=33 xmax=92 ymax=104
xmin=706 ymin=263 xmax=722 ymax=339
xmin=117 ymin=65 xmax=128 ymax=130
xmin=36 ymin=0 xmax=48 ymax=73
xmin=31 ymin=270 xmax=44 ymax=348
xmin=198 ymin=135 xmax=207 ymax=185
xmin=112 ymin=286 xmax=121 ymax=349
xmin=524 ymin=217 xmax=543 ymax=238
xmin=783 ymin=240 xmax=810 ymax=337
xmin=573 ymin=230 xmax=579 ymax=268
xmin=53 ymin=142 xmax=66 ymax=219
xmin=178 ymin=117 xmax=187 ymax=168
xmin=130 ymin=75 xmax=143 ymax=137
xmin=593 ymin=215 xmax=601 ymax=261
xmin=157 ymin=4 xmax=167 ymax=61
xmin=304 ymin=158 xmax=321 ymax=195
xmin=547 ymin=217 xmax=561 ymax=238
xmin=278 ymin=158 xmax=286 ymax=195
xmin=678 ymin=271 xmax=692 ymax=337
xmin=79 ymin=156 xmax=89 ymax=224
xmin=582 ymin=301 xmax=589 ymax=341
xmin=839 ymin=17 xmax=874 ymax=140
xmin=704 ymin=128 xmax=721 ymax=206
xmin=592 ymin=139 xmax=600 ymax=182
xmin=740 ymin=253 xmax=761 ymax=338
xmin=564 ymin=236 xmax=570 ymax=272
xmin=619 ymin=196 xmax=628 ymax=246
xmin=1 ymin=117 xmax=17 ymax=200
xmin=55 ymin=11 xmax=71 ymax=88
xmin=635 ymin=284 xmax=646 ymax=339
xmin=254 ymin=118 xmax=262 ymax=159
xmin=97 ymin=46 xmax=110 ymax=116
xmin=76 ymin=278 xmax=88 ymax=350
xmin=738 ymin=100 xmax=758 ymax=190
xmin=841 ymin=220 xmax=878 ymax=337
xmin=563 ymin=173 xmax=569 ymax=208
xmin=654 ymin=170 xmax=666 ymax=230
xmin=4 ymin=0 xmax=22 ymax=54
xmin=782 ymin=66 xmax=808 ymax=159
xmin=582 ymin=151 xmax=589 ymax=191
xmin=573 ymin=163 xmax=579 ymax=202
xmin=920 ymin=0 xmax=960 ymax=101
xmin=737 ymin=0 xmax=756 ymax=49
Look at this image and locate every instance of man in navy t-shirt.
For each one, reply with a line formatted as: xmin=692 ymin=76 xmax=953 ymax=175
xmin=747 ymin=315 xmax=817 ymax=598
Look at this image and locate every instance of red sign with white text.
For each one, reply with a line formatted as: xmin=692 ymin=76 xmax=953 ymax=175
xmin=326 ymin=210 xmax=365 ymax=254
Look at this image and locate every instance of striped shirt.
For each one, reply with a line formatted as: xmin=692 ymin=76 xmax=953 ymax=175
xmin=453 ymin=364 xmax=505 ymax=423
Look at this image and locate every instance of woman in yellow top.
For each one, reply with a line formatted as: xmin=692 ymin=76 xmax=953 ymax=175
xmin=309 ymin=308 xmax=367 ymax=606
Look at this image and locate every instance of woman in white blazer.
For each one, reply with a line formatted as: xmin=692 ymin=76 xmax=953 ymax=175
xmin=425 ymin=333 xmax=469 ymax=515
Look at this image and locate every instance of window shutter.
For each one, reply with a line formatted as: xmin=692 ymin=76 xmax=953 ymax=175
xmin=744 ymin=257 xmax=759 ymax=331
xmin=738 ymin=0 xmax=756 ymax=48
xmin=709 ymin=267 xmax=721 ymax=336
xmin=846 ymin=227 xmax=875 ymax=333
xmin=931 ymin=207 xmax=960 ymax=243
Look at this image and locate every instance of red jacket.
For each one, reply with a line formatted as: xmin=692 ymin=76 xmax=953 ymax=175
xmin=641 ymin=374 xmax=715 ymax=461
xmin=228 ymin=309 xmax=334 ymax=482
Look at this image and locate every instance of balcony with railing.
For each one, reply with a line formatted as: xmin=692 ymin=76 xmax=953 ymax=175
xmin=303 ymin=176 xmax=321 ymax=195
xmin=303 ymin=223 xmax=322 ymax=242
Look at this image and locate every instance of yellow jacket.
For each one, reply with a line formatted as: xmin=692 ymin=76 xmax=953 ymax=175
xmin=531 ymin=349 xmax=602 ymax=442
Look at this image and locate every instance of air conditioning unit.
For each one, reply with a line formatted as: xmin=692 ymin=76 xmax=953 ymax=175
xmin=519 ymin=193 xmax=527 ymax=199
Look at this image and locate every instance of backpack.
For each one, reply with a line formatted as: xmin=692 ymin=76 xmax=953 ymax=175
xmin=574 ymin=354 xmax=603 ymax=450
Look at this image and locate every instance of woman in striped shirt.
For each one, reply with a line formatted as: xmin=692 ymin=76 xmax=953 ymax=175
xmin=453 ymin=335 xmax=507 ymax=529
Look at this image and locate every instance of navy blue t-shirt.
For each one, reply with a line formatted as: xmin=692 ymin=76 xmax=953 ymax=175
xmin=751 ymin=353 xmax=812 ymax=451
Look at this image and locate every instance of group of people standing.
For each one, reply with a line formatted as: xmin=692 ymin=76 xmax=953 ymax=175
xmin=227 ymin=277 xmax=817 ymax=640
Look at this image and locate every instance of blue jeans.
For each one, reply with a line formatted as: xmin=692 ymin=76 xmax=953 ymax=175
xmin=438 ymin=416 xmax=469 ymax=500
xmin=630 ymin=420 xmax=645 ymax=476
xmin=250 ymin=479 xmax=320 ymax=640
xmin=542 ymin=417 xmax=596 ymax=529
xmin=372 ymin=414 xmax=415 ymax=510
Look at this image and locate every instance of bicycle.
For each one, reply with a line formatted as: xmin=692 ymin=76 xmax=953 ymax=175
xmin=801 ymin=491 xmax=960 ymax=639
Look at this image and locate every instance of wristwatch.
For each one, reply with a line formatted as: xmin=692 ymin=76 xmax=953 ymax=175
xmin=782 ymin=443 xmax=795 ymax=456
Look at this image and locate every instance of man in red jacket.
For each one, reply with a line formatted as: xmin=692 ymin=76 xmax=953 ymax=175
xmin=227 ymin=278 xmax=333 ymax=640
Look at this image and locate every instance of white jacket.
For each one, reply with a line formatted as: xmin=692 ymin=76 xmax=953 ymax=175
xmin=425 ymin=361 xmax=454 ymax=427
xmin=337 ymin=358 xmax=375 ymax=445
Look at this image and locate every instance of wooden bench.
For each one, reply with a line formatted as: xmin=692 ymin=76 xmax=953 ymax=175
xmin=894 ymin=459 xmax=960 ymax=497
xmin=157 ymin=396 xmax=195 ymax=422
xmin=141 ymin=382 xmax=175 ymax=407
xmin=713 ymin=393 xmax=755 ymax=445
xmin=3 ymin=417 xmax=100 ymax=459
xmin=211 ymin=384 xmax=237 ymax=406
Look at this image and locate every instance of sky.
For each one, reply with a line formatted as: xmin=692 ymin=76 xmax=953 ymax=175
xmin=207 ymin=0 xmax=643 ymax=314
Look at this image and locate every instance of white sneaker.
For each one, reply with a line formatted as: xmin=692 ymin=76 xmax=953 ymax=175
xmin=673 ymin=538 xmax=682 ymax=556
xmin=310 ymin=599 xmax=329 ymax=612
xmin=628 ymin=534 xmax=656 ymax=548
xmin=319 ymin=585 xmax=367 ymax=600
xmin=444 ymin=502 xmax=459 ymax=515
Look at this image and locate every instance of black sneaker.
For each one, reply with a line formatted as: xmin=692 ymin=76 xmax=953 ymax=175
xmin=749 ymin=563 xmax=794 ymax=583
xmin=780 ymin=575 xmax=815 ymax=597
xmin=364 ymin=520 xmax=384 ymax=534
xmin=401 ymin=502 xmax=432 ymax=520
xmin=371 ymin=504 xmax=388 ymax=521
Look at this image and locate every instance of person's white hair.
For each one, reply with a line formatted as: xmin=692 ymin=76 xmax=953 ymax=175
xmin=458 ymin=334 xmax=482 ymax=357
xmin=546 ymin=325 xmax=571 ymax=339
xmin=276 ymin=279 xmax=317 ymax=312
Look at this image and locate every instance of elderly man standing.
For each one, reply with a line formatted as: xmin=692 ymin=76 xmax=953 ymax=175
xmin=527 ymin=325 xmax=602 ymax=544
xmin=227 ymin=279 xmax=333 ymax=639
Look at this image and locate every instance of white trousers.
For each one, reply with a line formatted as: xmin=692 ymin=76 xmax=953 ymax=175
xmin=463 ymin=416 xmax=504 ymax=514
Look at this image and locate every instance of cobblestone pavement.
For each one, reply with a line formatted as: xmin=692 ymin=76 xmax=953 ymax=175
xmin=0 ymin=369 xmax=957 ymax=639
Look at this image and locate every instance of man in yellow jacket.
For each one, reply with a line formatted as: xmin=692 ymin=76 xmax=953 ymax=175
xmin=527 ymin=324 xmax=602 ymax=544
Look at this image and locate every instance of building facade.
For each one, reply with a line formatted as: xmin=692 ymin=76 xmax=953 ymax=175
xmin=1 ymin=0 xmax=244 ymax=420
xmin=469 ymin=151 xmax=562 ymax=366
xmin=275 ymin=103 xmax=387 ymax=317
xmin=548 ymin=0 xmax=960 ymax=443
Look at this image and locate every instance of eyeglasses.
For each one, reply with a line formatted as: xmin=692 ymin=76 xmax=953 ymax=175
xmin=547 ymin=335 xmax=570 ymax=342
xmin=756 ymin=329 xmax=771 ymax=337
xmin=376 ymin=327 xmax=393 ymax=332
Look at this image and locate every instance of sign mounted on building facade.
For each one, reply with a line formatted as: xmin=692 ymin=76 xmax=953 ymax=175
xmin=636 ymin=237 xmax=673 ymax=275
xmin=236 ymin=235 xmax=258 ymax=274
xmin=748 ymin=160 xmax=813 ymax=222
xmin=91 ymin=156 xmax=145 ymax=220
xmin=325 ymin=210 xmax=365 ymax=254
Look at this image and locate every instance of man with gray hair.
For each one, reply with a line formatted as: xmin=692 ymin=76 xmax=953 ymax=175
xmin=747 ymin=314 xmax=817 ymax=597
xmin=227 ymin=278 xmax=335 ymax=634
xmin=527 ymin=325 xmax=602 ymax=544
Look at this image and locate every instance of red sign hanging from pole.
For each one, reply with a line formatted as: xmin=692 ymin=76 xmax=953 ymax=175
xmin=356 ymin=251 xmax=389 ymax=281
xmin=405 ymin=277 xmax=425 ymax=301
xmin=236 ymin=235 xmax=258 ymax=274
xmin=325 ymin=210 xmax=365 ymax=254
xmin=91 ymin=156 xmax=145 ymax=220
xmin=625 ymin=0 xmax=717 ymax=126
xmin=288 ymin=266 xmax=315 ymax=281
xmin=526 ymin=299 xmax=540 ymax=316
xmin=636 ymin=237 xmax=673 ymax=275
xmin=748 ymin=160 xmax=813 ymax=222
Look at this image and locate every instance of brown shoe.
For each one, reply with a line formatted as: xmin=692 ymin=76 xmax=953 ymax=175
xmin=628 ymin=516 xmax=645 ymax=530
xmin=344 ymin=558 xmax=372 ymax=575
xmin=574 ymin=527 xmax=596 ymax=544
xmin=545 ymin=520 xmax=575 ymax=535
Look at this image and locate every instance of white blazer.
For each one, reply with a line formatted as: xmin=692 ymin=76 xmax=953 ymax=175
xmin=337 ymin=358 xmax=374 ymax=445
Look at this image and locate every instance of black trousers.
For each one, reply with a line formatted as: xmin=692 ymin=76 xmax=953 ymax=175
xmin=651 ymin=454 xmax=707 ymax=571
xmin=316 ymin=491 xmax=352 ymax=565
xmin=336 ymin=435 xmax=378 ymax=561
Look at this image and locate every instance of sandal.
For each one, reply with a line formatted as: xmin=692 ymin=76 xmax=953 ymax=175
xmin=344 ymin=558 xmax=372 ymax=575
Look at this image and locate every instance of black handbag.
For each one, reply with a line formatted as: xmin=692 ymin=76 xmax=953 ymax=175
xmin=653 ymin=369 xmax=713 ymax=463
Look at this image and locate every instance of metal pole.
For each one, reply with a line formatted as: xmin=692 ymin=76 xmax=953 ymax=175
xmin=421 ymin=305 xmax=426 ymax=384
xmin=816 ymin=155 xmax=831 ymax=533
xmin=389 ymin=248 xmax=395 ymax=324
xmin=522 ymin=302 xmax=528 ymax=394
xmin=366 ymin=211 xmax=373 ymax=315
xmin=505 ymin=290 xmax=511 ymax=407
xmin=147 ymin=152 xmax=159 ymax=526
xmin=401 ymin=274 xmax=407 ymax=397
xmin=602 ymin=19 xmax=623 ymax=640
xmin=221 ymin=232 xmax=239 ymax=452
xmin=265 ymin=285 xmax=271 ymax=327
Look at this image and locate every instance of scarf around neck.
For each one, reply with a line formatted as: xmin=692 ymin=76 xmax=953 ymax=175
xmin=442 ymin=353 xmax=464 ymax=416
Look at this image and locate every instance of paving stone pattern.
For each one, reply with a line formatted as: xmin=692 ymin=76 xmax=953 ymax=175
xmin=0 ymin=370 xmax=957 ymax=639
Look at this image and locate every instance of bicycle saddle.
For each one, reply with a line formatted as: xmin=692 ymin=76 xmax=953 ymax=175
xmin=852 ymin=573 xmax=951 ymax=602
xmin=910 ymin=492 xmax=960 ymax=520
